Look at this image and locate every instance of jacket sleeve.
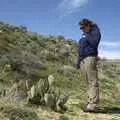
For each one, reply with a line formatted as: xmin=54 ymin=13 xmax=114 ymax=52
xmin=75 ymin=39 xmax=84 ymax=69
xmin=84 ymin=30 xmax=101 ymax=48
xmin=78 ymin=37 xmax=85 ymax=56
xmin=76 ymin=55 xmax=82 ymax=69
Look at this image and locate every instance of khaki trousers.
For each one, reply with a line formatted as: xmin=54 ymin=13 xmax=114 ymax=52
xmin=81 ymin=56 xmax=99 ymax=107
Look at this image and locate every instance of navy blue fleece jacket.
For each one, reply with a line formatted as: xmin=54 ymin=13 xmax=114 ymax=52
xmin=76 ymin=24 xmax=101 ymax=68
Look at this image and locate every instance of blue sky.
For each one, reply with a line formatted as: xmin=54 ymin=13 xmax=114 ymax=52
xmin=0 ymin=0 xmax=120 ymax=59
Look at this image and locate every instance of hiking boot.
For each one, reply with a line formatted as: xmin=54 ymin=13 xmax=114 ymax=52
xmin=81 ymin=104 xmax=107 ymax=113
xmin=83 ymin=107 xmax=103 ymax=113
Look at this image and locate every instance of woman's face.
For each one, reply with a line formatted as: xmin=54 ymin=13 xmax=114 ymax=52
xmin=80 ymin=23 xmax=91 ymax=31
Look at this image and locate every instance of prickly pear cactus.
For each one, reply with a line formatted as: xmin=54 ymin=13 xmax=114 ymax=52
xmin=9 ymin=81 xmax=27 ymax=100
xmin=27 ymin=75 xmax=69 ymax=112
xmin=27 ymin=78 xmax=49 ymax=104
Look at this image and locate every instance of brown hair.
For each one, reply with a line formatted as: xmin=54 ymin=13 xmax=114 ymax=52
xmin=79 ymin=19 xmax=95 ymax=29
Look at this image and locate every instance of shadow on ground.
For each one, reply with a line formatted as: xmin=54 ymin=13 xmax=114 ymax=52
xmin=89 ymin=107 xmax=120 ymax=114
xmin=102 ymin=107 xmax=120 ymax=114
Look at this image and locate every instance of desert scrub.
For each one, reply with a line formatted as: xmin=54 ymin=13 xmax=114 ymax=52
xmin=0 ymin=106 xmax=38 ymax=120
xmin=0 ymin=98 xmax=39 ymax=120
xmin=59 ymin=115 xmax=69 ymax=120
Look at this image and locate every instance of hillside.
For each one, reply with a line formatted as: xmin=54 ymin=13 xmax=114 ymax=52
xmin=0 ymin=22 xmax=120 ymax=120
